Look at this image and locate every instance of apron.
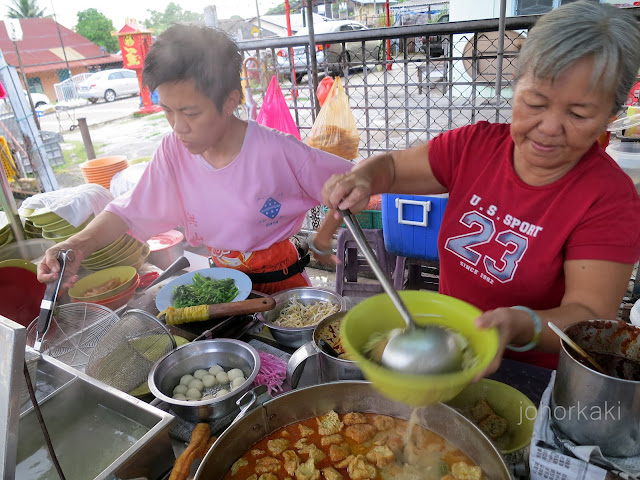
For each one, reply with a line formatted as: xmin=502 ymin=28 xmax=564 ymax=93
xmin=208 ymin=238 xmax=311 ymax=295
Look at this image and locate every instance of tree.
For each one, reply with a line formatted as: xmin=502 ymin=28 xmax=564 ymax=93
xmin=6 ymin=0 xmax=46 ymax=18
xmin=76 ymin=9 xmax=119 ymax=53
xmin=144 ymin=2 xmax=203 ymax=35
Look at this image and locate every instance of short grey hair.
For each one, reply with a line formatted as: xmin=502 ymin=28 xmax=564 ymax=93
xmin=515 ymin=0 xmax=640 ymax=115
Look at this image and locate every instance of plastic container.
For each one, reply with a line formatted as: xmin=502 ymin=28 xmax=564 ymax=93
xmin=605 ymin=142 xmax=640 ymax=193
xmin=381 ymin=193 xmax=448 ymax=260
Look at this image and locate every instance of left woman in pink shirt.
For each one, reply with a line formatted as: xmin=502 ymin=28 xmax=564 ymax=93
xmin=37 ymin=24 xmax=353 ymax=295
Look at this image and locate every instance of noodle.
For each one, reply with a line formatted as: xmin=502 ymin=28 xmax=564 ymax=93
xmin=273 ymin=298 xmax=339 ymax=328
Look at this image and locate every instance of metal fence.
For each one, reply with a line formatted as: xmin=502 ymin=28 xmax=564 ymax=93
xmin=235 ymin=14 xmax=545 ymax=159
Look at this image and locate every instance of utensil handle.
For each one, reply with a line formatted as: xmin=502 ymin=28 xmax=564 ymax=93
xmin=145 ymin=255 xmax=191 ymax=291
xmin=548 ymin=322 xmax=608 ymax=375
xmin=338 ymin=209 xmax=414 ymax=329
xmin=207 ymin=297 xmax=276 ymax=319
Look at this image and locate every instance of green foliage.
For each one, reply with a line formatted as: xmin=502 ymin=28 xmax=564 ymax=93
xmin=267 ymin=1 xmax=304 ymax=15
xmin=75 ymin=9 xmax=119 ymax=53
xmin=6 ymin=0 xmax=46 ymax=18
xmin=144 ymin=2 xmax=203 ymax=35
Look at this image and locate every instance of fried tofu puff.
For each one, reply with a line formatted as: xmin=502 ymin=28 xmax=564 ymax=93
xmin=365 ymin=446 xmax=395 ymax=468
xmin=322 ymin=466 xmax=343 ymax=480
xmin=255 ymin=457 xmax=282 ymax=474
xmin=329 ymin=443 xmax=351 ymax=463
xmin=371 ymin=415 xmax=396 ymax=431
xmin=299 ymin=424 xmax=315 ymax=437
xmin=321 ymin=434 xmax=344 ymax=446
xmin=343 ymin=413 xmax=367 ymax=426
xmin=344 ymin=424 xmax=377 ymax=444
xmin=346 ymin=455 xmax=377 ymax=480
xmin=295 ymin=457 xmax=320 ymax=480
xmin=317 ymin=411 xmax=344 ymax=436
xmin=283 ymin=450 xmax=300 ymax=476
xmin=268 ymin=438 xmax=290 ymax=456
xmin=451 ymin=462 xmax=483 ymax=480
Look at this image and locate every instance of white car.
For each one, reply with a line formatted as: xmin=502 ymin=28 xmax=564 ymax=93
xmin=276 ymin=20 xmax=381 ymax=82
xmin=24 ymin=90 xmax=50 ymax=107
xmin=77 ymin=68 xmax=140 ymax=103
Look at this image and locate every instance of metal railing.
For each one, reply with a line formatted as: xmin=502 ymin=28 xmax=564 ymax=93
xmin=236 ymin=14 xmax=545 ymax=159
xmin=53 ymin=73 xmax=93 ymax=103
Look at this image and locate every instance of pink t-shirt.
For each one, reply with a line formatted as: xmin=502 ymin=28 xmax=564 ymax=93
xmin=106 ymin=121 xmax=352 ymax=252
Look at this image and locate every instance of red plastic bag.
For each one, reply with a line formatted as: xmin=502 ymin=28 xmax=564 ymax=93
xmin=317 ymin=76 xmax=334 ymax=107
xmin=256 ymin=76 xmax=300 ymax=140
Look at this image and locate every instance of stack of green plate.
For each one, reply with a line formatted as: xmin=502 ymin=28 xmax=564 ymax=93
xmin=0 ymin=213 xmax=13 ymax=248
xmin=23 ymin=209 xmax=93 ymax=244
xmin=82 ymin=234 xmax=150 ymax=272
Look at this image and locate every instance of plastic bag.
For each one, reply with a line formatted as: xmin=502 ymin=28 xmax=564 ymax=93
xmin=307 ymin=77 xmax=360 ymax=160
xmin=317 ymin=76 xmax=334 ymax=107
xmin=256 ymin=76 xmax=301 ymax=140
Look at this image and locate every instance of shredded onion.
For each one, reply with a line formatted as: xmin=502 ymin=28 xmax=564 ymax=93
xmin=273 ymin=298 xmax=339 ymax=328
xmin=253 ymin=352 xmax=287 ymax=395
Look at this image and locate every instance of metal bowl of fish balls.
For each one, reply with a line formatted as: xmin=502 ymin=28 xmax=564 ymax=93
xmin=257 ymin=287 xmax=347 ymax=348
xmin=148 ymin=339 xmax=261 ymax=422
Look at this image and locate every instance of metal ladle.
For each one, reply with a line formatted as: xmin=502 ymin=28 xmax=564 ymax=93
xmin=338 ymin=209 xmax=464 ymax=374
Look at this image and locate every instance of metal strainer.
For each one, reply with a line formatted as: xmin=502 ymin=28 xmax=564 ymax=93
xmin=26 ymin=302 xmax=121 ymax=371
xmin=86 ymin=309 xmax=176 ymax=393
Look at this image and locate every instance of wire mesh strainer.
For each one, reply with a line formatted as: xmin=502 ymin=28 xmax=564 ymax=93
xmin=26 ymin=302 xmax=121 ymax=371
xmin=85 ymin=309 xmax=176 ymax=393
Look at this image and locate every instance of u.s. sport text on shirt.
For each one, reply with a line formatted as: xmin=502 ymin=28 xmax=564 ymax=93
xmin=444 ymin=193 xmax=544 ymax=285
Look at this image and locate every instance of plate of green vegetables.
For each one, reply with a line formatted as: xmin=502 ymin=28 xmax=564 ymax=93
xmin=155 ymin=267 xmax=252 ymax=312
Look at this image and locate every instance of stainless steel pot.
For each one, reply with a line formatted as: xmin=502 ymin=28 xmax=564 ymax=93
xmin=147 ymin=230 xmax=185 ymax=270
xmin=287 ymin=311 xmax=363 ymax=387
xmin=257 ymin=287 xmax=346 ymax=348
xmin=148 ymin=339 xmax=261 ymax=422
xmin=552 ymin=319 xmax=640 ymax=457
xmin=194 ymin=381 xmax=511 ymax=480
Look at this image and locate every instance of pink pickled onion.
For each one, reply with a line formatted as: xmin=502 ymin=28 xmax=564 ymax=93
xmin=253 ymin=352 xmax=287 ymax=395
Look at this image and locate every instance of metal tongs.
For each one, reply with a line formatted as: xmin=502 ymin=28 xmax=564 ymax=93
xmin=34 ymin=250 xmax=74 ymax=352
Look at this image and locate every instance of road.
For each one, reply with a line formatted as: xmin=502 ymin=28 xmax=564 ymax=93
xmin=38 ymin=96 xmax=142 ymax=134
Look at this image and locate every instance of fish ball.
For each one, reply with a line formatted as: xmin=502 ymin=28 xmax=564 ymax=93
xmin=173 ymin=394 xmax=187 ymax=401
xmin=193 ymin=369 xmax=208 ymax=380
xmin=201 ymin=374 xmax=217 ymax=388
xmin=215 ymin=389 xmax=229 ymax=398
xmin=180 ymin=374 xmax=195 ymax=386
xmin=227 ymin=368 xmax=244 ymax=382
xmin=216 ymin=371 xmax=229 ymax=384
xmin=173 ymin=384 xmax=188 ymax=395
xmin=231 ymin=376 xmax=245 ymax=389
xmin=188 ymin=379 xmax=204 ymax=391
xmin=202 ymin=394 xmax=214 ymax=401
xmin=209 ymin=364 xmax=223 ymax=376
xmin=186 ymin=388 xmax=202 ymax=400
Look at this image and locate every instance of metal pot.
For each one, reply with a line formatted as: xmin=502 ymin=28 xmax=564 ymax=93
xmin=256 ymin=287 xmax=346 ymax=348
xmin=147 ymin=230 xmax=185 ymax=270
xmin=147 ymin=339 xmax=261 ymax=422
xmin=287 ymin=311 xmax=364 ymax=388
xmin=551 ymin=319 xmax=640 ymax=457
xmin=193 ymin=381 xmax=511 ymax=480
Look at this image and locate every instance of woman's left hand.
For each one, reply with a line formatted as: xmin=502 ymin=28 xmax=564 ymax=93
xmin=311 ymin=250 xmax=338 ymax=267
xmin=471 ymin=307 xmax=522 ymax=381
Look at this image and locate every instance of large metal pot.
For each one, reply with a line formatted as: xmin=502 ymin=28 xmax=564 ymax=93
xmin=552 ymin=319 xmax=640 ymax=457
xmin=256 ymin=287 xmax=346 ymax=348
xmin=287 ymin=311 xmax=364 ymax=387
xmin=194 ymin=381 xmax=511 ymax=480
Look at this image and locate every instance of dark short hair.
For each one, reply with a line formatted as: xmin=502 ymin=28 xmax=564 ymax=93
xmin=143 ymin=24 xmax=242 ymax=112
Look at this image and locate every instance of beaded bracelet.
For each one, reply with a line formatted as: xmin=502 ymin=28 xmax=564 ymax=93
xmin=506 ymin=306 xmax=542 ymax=352
xmin=307 ymin=233 xmax=333 ymax=256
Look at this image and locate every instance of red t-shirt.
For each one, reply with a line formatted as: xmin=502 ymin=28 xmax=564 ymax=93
xmin=428 ymin=122 xmax=640 ymax=369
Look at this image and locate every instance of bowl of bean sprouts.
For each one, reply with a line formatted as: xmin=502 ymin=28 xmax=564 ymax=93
xmin=257 ymin=287 xmax=346 ymax=348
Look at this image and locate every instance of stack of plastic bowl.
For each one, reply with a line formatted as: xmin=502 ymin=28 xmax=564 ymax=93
xmin=23 ymin=218 xmax=42 ymax=239
xmin=0 ymin=214 xmax=13 ymax=248
xmin=69 ymin=266 xmax=140 ymax=310
xmin=80 ymin=156 xmax=129 ymax=189
xmin=39 ymin=216 xmax=94 ymax=244
xmin=81 ymin=234 xmax=150 ymax=272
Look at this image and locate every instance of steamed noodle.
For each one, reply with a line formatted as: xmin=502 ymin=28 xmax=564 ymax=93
xmin=273 ymin=298 xmax=339 ymax=328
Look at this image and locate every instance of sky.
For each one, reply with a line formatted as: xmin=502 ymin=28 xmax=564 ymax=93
xmin=0 ymin=0 xmax=283 ymax=30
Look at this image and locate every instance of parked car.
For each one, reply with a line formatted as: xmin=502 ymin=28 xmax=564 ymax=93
xmin=77 ymin=68 xmax=140 ymax=103
xmin=24 ymin=90 xmax=51 ymax=107
xmin=421 ymin=13 xmax=450 ymax=58
xmin=276 ymin=20 xmax=381 ymax=82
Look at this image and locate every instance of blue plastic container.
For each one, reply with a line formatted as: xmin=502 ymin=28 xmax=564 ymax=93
xmin=381 ymin=194 xmax=448 ymax=260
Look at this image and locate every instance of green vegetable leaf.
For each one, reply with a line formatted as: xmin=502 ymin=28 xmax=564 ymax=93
xmin=172 ymin=274 xmax=239 ymax=308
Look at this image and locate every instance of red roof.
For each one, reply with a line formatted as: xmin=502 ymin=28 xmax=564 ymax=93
xmin=0 ymin=18 xmax=120 ymax=73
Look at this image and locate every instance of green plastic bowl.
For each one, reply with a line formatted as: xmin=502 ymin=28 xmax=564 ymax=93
xmin=69 ymin=265 xmax=138 ymax=301
xmin=446 ymin=378 xmax=536 ymax=455
xmin=340 ymin=290 xmax=499 ymax=406
xmin=27 ymin=209 xmax=61 ymax=227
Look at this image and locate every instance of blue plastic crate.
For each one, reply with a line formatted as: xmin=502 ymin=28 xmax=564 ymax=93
xmin=381 ymin=194 xmax=448 ymax=260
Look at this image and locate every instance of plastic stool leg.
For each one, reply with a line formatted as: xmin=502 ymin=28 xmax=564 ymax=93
xmin=393 ymin=256 xmax=406 ymax=290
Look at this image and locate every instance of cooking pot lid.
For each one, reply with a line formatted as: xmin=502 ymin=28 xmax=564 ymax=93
xmin=607 ymin=113 xmax=640 ymax=132
xmin=147 ymin=230 xmax=184 ymax=252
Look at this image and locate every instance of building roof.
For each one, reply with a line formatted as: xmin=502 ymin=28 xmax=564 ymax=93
xmin=0 ymin=18 xmax=119 ymax=74
xmin=247 ymin=13 xmax=328 ymax=34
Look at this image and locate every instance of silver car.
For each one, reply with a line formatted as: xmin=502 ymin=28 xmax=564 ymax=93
xmin=276 ymin=20 xmax=381 ymax=82
xmin=77 ymin=68 xmax=140 ymax=103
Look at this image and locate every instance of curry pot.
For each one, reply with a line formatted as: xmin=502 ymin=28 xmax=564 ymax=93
xmin=194 ymin=381 xmax=511 ymax=480
xmin=286 ymin=311 xmax=364 ymax=388
xmin=552 ymin=319 xmax=640 ymax=457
